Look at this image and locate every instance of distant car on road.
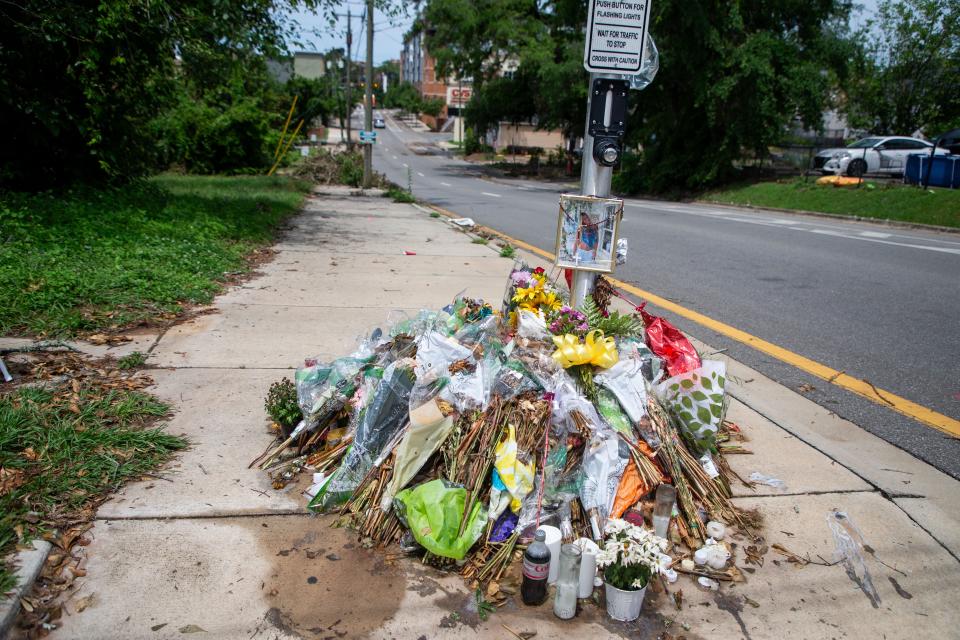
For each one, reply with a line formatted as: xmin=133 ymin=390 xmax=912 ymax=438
xmin=373 ymin=117 xmax=386 ymax=129
xmin=814 ymin=136 xmax=949 ymax=177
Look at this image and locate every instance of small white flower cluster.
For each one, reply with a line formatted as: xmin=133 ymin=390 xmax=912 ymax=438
xmin=596 ymin=518 xmax=671 ymax=575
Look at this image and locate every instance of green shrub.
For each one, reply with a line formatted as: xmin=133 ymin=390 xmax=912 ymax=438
xmin=336 ymin=151 xmax=365 ymax=187
xmin=265 ymin=378 xmax=300 ymax=432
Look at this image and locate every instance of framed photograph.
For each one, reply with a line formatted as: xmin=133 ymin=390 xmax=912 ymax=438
xmin=554 ymin=194 xmax=623 ymax=273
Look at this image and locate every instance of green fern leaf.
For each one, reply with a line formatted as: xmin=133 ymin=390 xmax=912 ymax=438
xmin=578 ymin=295 xmax=644 ymax=338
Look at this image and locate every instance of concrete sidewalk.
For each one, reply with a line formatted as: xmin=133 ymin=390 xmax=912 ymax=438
xmin=50 ymin=187 xmax=960 ymax=640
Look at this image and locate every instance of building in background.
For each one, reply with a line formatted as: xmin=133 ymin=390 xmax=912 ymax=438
xmin=400 ymin=31 xmax=468 ymax=130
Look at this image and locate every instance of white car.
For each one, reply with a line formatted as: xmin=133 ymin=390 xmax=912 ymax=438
xmin=814 ymin=136 xmax=950 ymax=177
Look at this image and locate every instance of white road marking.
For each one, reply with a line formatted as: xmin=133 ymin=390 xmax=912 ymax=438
xmin=482 ymin=192 xmax=502 ymax=198
xmin=809 ymin=229 xmax=960 ymax=254
xmin=441 ymin=182 xmax=452 ymax=187
xmin=392 ymin=155 xmax=398 ymax=160
xmin=402 ymin=163 xmax=408 ymax=168
xmin=624 ymin=200 xmax=958 ymax=255
xmin=417 ymin=172 xmax=425 ymax=177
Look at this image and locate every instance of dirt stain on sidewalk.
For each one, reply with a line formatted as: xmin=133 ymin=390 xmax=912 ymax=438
xmin=244 ymin=515 xmax=404 ymax=638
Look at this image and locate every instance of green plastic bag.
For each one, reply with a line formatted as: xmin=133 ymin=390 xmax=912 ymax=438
xmin=394 ymin=479 xmax=487 ymax=560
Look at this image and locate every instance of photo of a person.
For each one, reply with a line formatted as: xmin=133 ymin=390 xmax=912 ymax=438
xmin=555 ymin=195 xmax=621 ymax=273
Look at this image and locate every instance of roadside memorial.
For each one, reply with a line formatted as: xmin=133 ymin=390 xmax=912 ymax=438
xmin=254 ymin=262 xmax=760 ymax=622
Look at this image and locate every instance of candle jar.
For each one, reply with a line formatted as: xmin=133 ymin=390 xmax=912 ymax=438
xmin=553 ymin=543 xmax=582 ymax=619
xmin=653 ymin=484 xmax=676 ymax=539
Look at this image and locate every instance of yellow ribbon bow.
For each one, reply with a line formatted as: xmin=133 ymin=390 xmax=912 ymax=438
xmin=551 ymin=330 xmax=619 ymax=369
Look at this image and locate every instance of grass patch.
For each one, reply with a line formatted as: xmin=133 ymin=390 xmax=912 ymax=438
xmin=430 ymin=211 xmax=441 ymax=218
xmin=386 ymin=185 xmax=415 ymax=203
xmin=471 ymin=237 xmax=489 ymax=245
xmin=117 ymin=351 xmax=147 ymax=370
xmin=703 ymin=178 xmax=960 ymax=228
xmin=0 ymin=381 xmax=186 ymax=594
xmin=499 ymin=244 xmax=516 ymax=258
xmin=0 ymin=174 xmax=311 ymax=337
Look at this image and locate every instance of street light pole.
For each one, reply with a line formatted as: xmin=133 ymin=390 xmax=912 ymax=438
xmin=363 ymin=0 xmax=374 ymax=187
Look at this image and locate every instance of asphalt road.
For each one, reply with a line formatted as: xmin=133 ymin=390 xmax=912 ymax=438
xmin=365 ymin=111 xmax=960 ymax=479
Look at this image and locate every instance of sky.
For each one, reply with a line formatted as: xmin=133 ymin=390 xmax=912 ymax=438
xmin=287 ymin=3 xmax=414 ymax=64
xmin=286 ymin=0 xmax=881 ymax=65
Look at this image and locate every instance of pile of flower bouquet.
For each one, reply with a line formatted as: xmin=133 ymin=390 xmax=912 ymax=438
xmin=255 ymin=262 xmax=756 ymax=613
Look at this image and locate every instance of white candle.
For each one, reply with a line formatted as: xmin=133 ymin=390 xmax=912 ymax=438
xmin=538 ymin=525 xmax=562 ymax=584
xmin=576 ymin=538 xmax=599 ymax=598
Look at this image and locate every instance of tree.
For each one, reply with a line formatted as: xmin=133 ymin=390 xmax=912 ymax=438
xmin=421 ymin=97 xmax=446 ymax=118
xmin=0 ymin=0 xmax=334 ymax=189
xmin=384 ymin=81 xmax=423 ymax=113
xmin=844 ymin=0 xmax=959 ymax=136
xmin=422 ymin=0 xmax=586 ymax=142
xmin=419 ymin=0 xmax=854 ymax=193
xmin=618 ymin=0 xmax=856 ymax=192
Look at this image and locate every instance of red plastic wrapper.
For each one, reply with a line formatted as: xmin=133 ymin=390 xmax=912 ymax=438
xmin=638 ymin=303 xmax=701 ymax=376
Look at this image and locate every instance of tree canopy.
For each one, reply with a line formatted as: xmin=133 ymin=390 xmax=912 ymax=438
xmin=844 ymin=0 xmax=959 ymax=137
xmin=0 ymin=0 xmax=337 ymax=188
xmin=419 ymin=0 xmax=858 ymax=192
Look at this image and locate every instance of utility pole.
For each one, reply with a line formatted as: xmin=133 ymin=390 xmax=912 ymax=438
xmin=569 ymin=74 xmax=616 ymax=308
xmin=362 ymin=0 xmax=374 ymax=187
xmin=569 ymin=0 xmax=652 ymax=307
xmin=345 ymin=7 xmax=352 ymax=149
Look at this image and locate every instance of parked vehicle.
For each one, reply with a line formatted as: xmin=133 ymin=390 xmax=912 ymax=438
xmin=373 ymin=117 xmax=386 ymax=129
xmin=814 ymin=136 xmax=949 ymax=177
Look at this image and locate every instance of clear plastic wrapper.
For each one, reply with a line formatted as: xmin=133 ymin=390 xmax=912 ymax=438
xmin=749 ymin=471 xmax=786 ymax=491
xmin=579 ymin=432 xmax=630 ymax=524
xmin=517 ymin=309 xmax=549 ymax=339
xmin=415 ymin=331 xmax=474 ymax=378
xmin=309 ymin=359 xmax=416 ymax=512
xmin=516 ymin=442 xmax=581 ymax=539
xmin=827 ymin=510 xmax=881 ymax=608
xmin=594 ymin=388 xmax=634 ymax=439
xmin=454 ymin=313 xmax=497 ymax=347
xmin=491 ymin=359 xmax=541 ymax=401
xmin=624 ymin=34 xmax=659 ymax=91
xmin=551 ymin=379 xmax=605 ymax=436
xmin=595 ymin=343 xmax=654 ymax=423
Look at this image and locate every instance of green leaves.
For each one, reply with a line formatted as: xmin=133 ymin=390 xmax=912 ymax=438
xmin=845 ymin=0 xmax=959 ymax=135
xmin=581 ymin=296 xmax=645 ymax=338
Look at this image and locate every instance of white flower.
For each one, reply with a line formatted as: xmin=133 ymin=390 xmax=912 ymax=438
xmin=604 ymin=518 xmax=627 ymax=536
xmin=595 ymin=547 xmax=617 ymax=568
xmin=631 ymin=577 xmax=647 ymax=589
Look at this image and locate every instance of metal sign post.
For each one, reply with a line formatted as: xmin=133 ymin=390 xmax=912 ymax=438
xmin=568 ymin=0 xmax=652 ymax=308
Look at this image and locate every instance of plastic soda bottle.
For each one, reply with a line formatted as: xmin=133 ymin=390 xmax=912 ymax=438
xmin=521 ymin=530 xmax=551 ymax=605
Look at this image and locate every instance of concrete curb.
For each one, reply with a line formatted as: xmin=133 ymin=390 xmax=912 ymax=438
xmin=0 ymin=540 xmax=52 ymax=638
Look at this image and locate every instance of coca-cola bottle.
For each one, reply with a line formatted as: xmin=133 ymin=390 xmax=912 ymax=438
xmin=521 ymin=529 xmax=551 ymax=605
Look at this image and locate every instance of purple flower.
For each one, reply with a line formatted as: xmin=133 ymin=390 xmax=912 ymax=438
xmin=511 ymin=271 xmax=531 ymax=285
xmin=560 ymin=305 xmax=572 ymax=314
xmin=577 ymin=322 xmax=589 ymax=332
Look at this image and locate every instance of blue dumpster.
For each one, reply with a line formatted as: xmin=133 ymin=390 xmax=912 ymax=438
xmin=905 ymin=153 xmax=960 ymax=188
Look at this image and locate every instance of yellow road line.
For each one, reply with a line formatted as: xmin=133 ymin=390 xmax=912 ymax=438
xmin=426 ymin=203 xmax=960 ymax=438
